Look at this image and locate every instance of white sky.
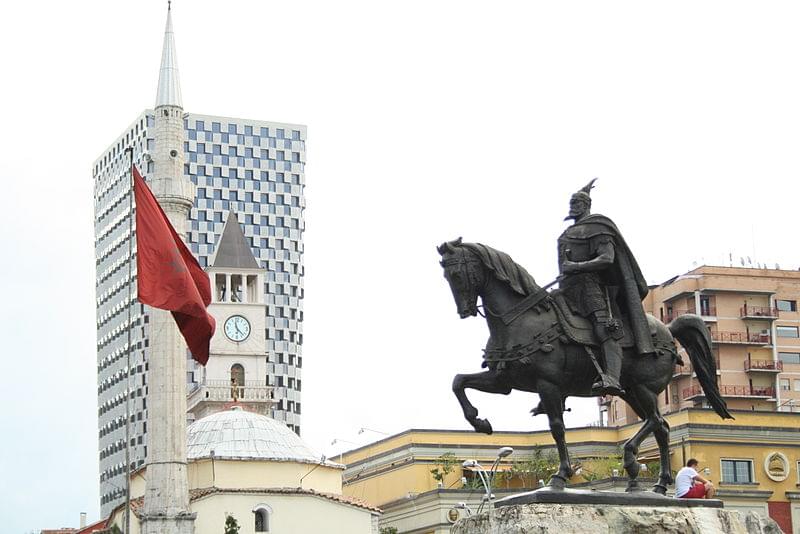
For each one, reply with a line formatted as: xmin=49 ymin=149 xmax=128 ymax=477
xmin=2 ymin=1 xmax=800 ymax=531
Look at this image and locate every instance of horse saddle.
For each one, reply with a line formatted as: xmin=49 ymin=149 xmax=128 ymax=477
xmin=549 ymin=292 xmax=657 ymax=349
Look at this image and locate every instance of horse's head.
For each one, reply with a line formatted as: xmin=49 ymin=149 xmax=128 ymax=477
xmin=437 ymin=237 xmax=485 ymax=318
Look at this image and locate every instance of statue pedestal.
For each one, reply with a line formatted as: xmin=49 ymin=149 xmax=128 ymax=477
xmin=452 ymin=495 xmax=782 ymax=534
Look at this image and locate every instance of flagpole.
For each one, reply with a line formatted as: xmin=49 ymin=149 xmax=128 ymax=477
xmin=123 ymin=146 xmax=135 ymax=534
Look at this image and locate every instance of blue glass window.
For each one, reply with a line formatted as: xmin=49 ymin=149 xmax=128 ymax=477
xmin=213 ymin=167 xmax=222 ymax=177
xmin=213 ymin=145 xmax=222 ymax=155
xmin=277 ymin=151 xmax=285 ymax=161
xmin=214 ymin=212 xmax=223 ymax=222
xmin=276 ymin=173 xmax=285 ymax=183
xmin=196 ymin=120 xmax=205 ymax=130
xmin=222 ymin=200 xmax=230 ymax=209
xmin=261 ymin=171 xmax=269 ymax=180
xmin=221 ymin=133 xmax=229 ymax=143
xmin=245 ymin=214 xmax=254 ymax=224
xmin=292 ymin=130 xmax=300 ymax=140
xmin=229 ymin=146 xmax=238 ymax=156
xmin=268 ymin=160 xmax=276 ymax=170
xmin=245 ymin=148 xmax=253 ymax=158
xmin=260 ymin=127 xmax=269 ymax=137
xmin=260 ymin=149 xmax=269 ymax=159
xmin=184 ymin=141 xmax=189 ymax=151
xmin=189 ymin=129 xmax=197 ymax=140
xmin=253 ymin=136 xmax=261 ymax=146
xmin=246 ymin=170 xmax=253 ymax=179
xmin=197 ymin=210 xmax=207 ymax=220
xmin=147 ymin=115 xmax=155 ymax=127
xmin=292 ymin=174 xmax=300 ymax=185
xmin=197 ymin=165 xmax=206 ymax=176
xmin=228 ymin=190 xmax=237 ymax=201
xmin=228 ymin=123 xmax=237 ymax=134
xmin=245 ymin=125 xmax=253 ymax=136
xmin=230 ymin=168 xmax=238 ymax=179
xmin=238 ymin=135 xmax=245 ymax=144
xmin=292 ymin=152 xmax=300 ymax=163
xmin=221 ymin=156 xmax=229 ymax=165
xmin=212 ymin=122 xmax=221 ymax=132
xmin=198 ymin=143 xmax=206 ymax=153
xmin=222 ymin=178 xmax=230 ymax=187
xmin=189 ymin=153 xmax=197 ymax=163
xmin=277 ymin=129 xmax=285 ymax=139
xmin=292 ymin=196 xmax=299 ymax=207
xmin=213 ymin=189 xmax=222 ymax=200
xmin=246 ymin=192 xmax=254 ymax=202
xmin=269 ymin=138 xmax=276 ymax=148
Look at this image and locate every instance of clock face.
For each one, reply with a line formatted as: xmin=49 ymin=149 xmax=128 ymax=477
xmin=224 ymin=315 xmax=251 ymax=342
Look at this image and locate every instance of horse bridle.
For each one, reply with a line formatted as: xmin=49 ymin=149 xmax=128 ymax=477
xmin=442 ymin=246 xmax=485 ymax=316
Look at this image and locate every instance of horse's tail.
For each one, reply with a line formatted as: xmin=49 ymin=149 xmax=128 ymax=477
xmin=669 ymin=314 xmax=734 ymax=420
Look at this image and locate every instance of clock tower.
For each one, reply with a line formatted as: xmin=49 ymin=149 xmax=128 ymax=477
xmin=187 ymin=211 xmax=274 ymax=420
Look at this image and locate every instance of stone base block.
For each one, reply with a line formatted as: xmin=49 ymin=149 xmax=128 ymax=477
xmin=451 ymin=503 xmax=784 ymax=534
xmin=140 ymin=511 xmax=197 ymax=534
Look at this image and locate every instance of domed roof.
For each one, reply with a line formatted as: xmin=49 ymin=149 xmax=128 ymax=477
xmin=187 ymin=407 xmax=338 ymax=467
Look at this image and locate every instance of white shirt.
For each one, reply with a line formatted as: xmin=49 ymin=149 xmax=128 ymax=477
xmin=674 ymin=466 xmax=699 ymax=497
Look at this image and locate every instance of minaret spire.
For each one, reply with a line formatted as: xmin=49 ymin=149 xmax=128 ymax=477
xmin=155 ymin=2 xmax=183 ymax=108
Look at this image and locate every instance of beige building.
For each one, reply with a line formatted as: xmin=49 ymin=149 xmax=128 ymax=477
xmin=106 ymin=407 xmax=380 ymax=534
xmin=604 ymin=265 xmax=800 ymax=426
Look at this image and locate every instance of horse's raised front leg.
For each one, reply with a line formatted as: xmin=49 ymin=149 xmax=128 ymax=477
xmin=452 ymin=370 xmax=511 ymax=435
xmin=538 ymin=382 xmax=573 ymax=489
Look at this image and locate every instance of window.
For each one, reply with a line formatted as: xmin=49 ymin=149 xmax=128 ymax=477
xmin=777 ymin=326 xmax=799 ymax=338
xmin=253 ymin=505 xmax=271 ymax=532
xmin=780 ymin=378 xmax=790 ymax=391
xmin=721 ymin=459 xmax=753 ymax=483
xmin=795 ymin=380 xmax=800 ymax=392
xmin=776 ymin=300 xmax=797 ymax=312
xmin=779 ymin=352 xmax=800 ymax=365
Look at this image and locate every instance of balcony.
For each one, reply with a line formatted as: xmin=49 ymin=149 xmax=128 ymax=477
xmin=744 ymin=359 xmax=783 ymax=373
xmin=665 ymin=307 xmax=716 ymax=323
xmin=187 ymin=379 xmax=274 ymax=412
xmin=682 ymin=384 xmax=776 ymax=400
xmin=710 ymin=331 xmax=771 ymax=345
xmin=673 ymin=364 xmax=693 ymax=377
xmin=740 ymin=305 xmax=779 ymax=320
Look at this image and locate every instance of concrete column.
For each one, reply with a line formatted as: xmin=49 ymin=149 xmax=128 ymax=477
xmin=226 ymin=274 xmax=232 ymax=302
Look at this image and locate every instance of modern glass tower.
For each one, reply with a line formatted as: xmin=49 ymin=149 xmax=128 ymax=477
xmin=93 ymin=11 xmax=305 ymax=517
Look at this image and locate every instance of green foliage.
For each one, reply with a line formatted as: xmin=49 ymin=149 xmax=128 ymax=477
xmin=379 ymin=527 xmax=399 ymax=534
xmin=462 ymin=474 xmax=484 ymax=490
xmin=577 ymin=454 xmax=623 ymax=482
xmin=508 ymin=448 xmax=560 ymax=487
xmin=224 ymin=514 xmax=241 ymax=534
xmin=108 ymin=525 xmax=122 ymax=534
xmin=430 ymin=452 xmax=458 ymax=483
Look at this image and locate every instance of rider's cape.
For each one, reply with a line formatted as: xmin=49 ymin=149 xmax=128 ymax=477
xmin=565 ymin=213 xmax=655 ymax=355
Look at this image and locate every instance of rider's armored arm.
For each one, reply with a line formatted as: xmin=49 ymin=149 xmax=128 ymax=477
xmin=562 ymin=241 xmax=615 ymax=274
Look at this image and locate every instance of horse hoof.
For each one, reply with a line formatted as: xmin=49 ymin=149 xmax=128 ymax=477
xmin=474 ymin=418 xmax=493 ymax=435
xmin=625 ymin=480 xmax=642 ymax=493
xmin=652 ymin=484 xmax=668 ymax=496
xmin=548 ymin=475 xmax=567 ymax=490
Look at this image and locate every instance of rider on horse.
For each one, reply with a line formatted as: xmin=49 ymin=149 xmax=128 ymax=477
xmin=558 ymin=179 xmax=655 ymax=396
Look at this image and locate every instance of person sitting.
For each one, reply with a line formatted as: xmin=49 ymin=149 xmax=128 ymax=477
xmin=675 ymin=458 xmax=716 ymax=499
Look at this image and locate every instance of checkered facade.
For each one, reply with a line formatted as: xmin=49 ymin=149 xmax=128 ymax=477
xmin=93 ymin=111 xmax=306 ymax=516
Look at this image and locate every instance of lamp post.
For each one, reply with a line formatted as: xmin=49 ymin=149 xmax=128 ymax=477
xmin=462 ymin=447 xmax=514 ymax=514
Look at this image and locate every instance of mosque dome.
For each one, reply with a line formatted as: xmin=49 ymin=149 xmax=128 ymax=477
xmin=187 ymin=407 xmax=337 ymax=466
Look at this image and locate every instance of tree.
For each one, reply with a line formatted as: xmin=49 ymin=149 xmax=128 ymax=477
xmin=509 ymin=448 xmax=559 ymax=487
xmin=224 ymin=514 xmax=241 ymax=534
xmin=379 ymin=527 xmax=399 ymax=534
xmin=430 ymin=452 xmax=458 ymax=484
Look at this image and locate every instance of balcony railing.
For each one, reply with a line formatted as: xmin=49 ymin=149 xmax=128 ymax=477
xmin=673 ymin=364 xmax=692 ymax=377
xmin=710 ymin=331 xmax=771 ymax=345
xmin=740 ymin=305 xmax=779 ymax=320
xmin=744 ymin=359 xmax=783 ymax=372
xmin=682 ymin=384 xmax=776 ymax=400
xmin=665 ymin=307 xmax=716 ymax=323
xmin=187 ymin=379 xmax=274 ymax=409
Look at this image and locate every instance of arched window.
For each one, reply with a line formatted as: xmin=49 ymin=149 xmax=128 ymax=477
xmin=231 ymin=364 xmax=245 ymax=401
xmin=253 ymin=503 xmax=272 ymax=532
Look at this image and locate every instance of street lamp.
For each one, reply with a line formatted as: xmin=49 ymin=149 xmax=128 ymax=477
xmin=358 ymin=427 xmax=389 ymax=436
xmin=462 ymin=447 xmax=514 ymax=514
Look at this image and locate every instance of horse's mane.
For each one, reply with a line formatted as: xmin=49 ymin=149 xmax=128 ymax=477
xmin=461 ymin=242 xmax=539 ymax=296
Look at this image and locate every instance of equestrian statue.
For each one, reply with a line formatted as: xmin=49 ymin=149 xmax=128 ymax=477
xmin=438 ymin=180 xmax=732 ymax=495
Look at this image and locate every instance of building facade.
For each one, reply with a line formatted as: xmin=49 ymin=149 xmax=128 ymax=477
xmin=93 ymin=12 xmax=306 ymax=516
xmin=341 ymin=410 xmax=800 ymax=534
xmin=603 ymin=266 xmax=800 ymax=427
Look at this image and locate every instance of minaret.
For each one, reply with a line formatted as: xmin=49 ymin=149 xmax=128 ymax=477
xmin=140 ymin=4 xmax=196 ymax=533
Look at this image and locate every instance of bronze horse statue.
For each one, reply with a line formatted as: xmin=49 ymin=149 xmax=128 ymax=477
xmin=438 ymin=238 xmax=732 ymax=494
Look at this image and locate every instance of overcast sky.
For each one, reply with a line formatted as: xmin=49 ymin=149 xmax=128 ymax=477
xmin=3 ymin=1 xmax=800 ymax=531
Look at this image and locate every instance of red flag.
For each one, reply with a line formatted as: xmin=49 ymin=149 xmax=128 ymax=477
xmin=133 ymin=165 xmax=216 ymax=365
